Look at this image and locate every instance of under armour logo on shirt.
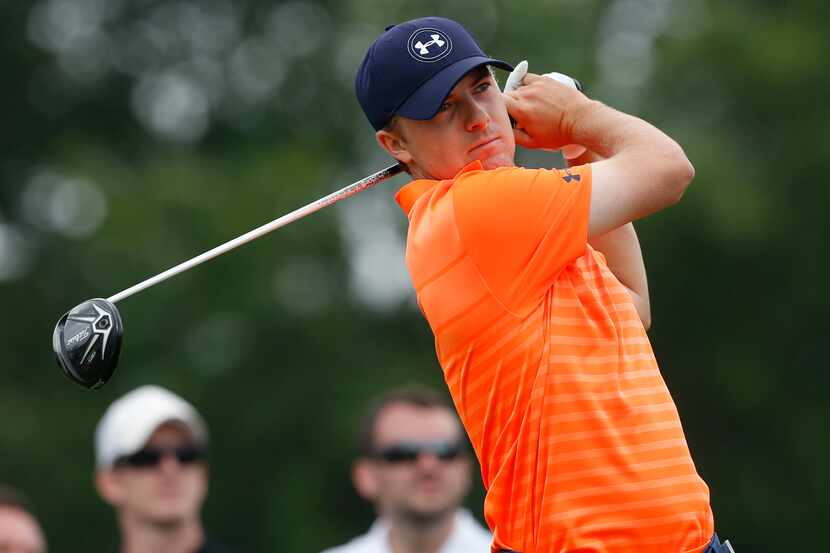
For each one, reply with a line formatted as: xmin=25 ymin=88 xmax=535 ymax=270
xmin=563 ymin=170 xmax=581 ymax=183
xmin=407 ymin=28 xmax=453 ymax=62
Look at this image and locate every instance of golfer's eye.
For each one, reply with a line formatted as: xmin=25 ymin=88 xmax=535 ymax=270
xmin=475 ymin=81 xmax=491 ymax=94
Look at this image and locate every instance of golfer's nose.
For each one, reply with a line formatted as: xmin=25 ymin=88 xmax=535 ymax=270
xmin=465 ymin=100 xmax=491 ymax=132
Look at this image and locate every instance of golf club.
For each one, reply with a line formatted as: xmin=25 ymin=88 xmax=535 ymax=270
xmin=52 ymin=163 xmax=404 ymax=389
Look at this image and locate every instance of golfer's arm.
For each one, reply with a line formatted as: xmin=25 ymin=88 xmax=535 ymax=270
xmin=566 ymin=100 xmax=694 ymax=238
xmin=567 ymin=151 xmax=651 ymax=328
xmin=588 ymin=224 xmax=651 ymax=329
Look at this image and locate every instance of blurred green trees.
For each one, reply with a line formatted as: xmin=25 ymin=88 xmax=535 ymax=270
xmin=1 ymin=0 xmax=827 ymax=551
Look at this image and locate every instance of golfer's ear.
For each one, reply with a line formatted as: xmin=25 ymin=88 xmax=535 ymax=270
xmin=352 ymin=458 xmax=379 ymax=501
xmin=376 ymin=129 xmax=413 ymax=165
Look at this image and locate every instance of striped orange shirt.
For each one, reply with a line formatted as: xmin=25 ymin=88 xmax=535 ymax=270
xmin=395 ymin=161 xmax=714 ymax=553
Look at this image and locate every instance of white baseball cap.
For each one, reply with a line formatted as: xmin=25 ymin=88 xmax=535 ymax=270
xmin=94 ymin=385 xmax=208 ymax=468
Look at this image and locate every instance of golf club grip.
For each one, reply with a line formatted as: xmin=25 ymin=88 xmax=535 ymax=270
xmin=107 ymin=163 xmax=404 ymax=304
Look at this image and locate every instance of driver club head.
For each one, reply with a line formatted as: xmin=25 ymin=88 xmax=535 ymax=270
xmin=52 ymin=298 xmax=123 ymax=389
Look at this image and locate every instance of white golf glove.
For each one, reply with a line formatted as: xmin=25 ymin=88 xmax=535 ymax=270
xmin=503 ymin=60 xmax=587 ymax=160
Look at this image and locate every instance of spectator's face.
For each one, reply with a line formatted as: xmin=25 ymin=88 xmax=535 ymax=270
xmin=0 ymin=507 xmax=46 ymax=553
xmin=355 ymin=403 xmax=471 ymax=523
xmin=376 ymin=66 xmax=516 ymax=180
xmin=97 ymin=422 xmax=208 ymax=526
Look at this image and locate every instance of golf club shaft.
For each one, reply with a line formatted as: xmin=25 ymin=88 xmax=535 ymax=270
xmin=107 ymin=163 xmax=404 ymax=304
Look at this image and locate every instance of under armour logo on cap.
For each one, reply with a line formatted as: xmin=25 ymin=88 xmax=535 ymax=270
xmin=408 ymin=28 xmax=452 ymax=62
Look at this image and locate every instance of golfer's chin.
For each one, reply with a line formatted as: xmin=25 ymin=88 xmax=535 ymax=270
xmin=475 ymin=151 xmax=515 ymax=170
xmin=466 ymin=135 xmax=515 ymax=170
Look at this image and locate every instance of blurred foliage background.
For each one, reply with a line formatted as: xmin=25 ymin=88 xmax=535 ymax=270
xmin=1 ymin=0 xmax=827 ymax=551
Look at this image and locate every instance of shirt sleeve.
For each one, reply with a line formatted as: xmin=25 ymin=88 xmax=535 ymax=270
xmin=452 ymin=164 xmax=592 ymax=316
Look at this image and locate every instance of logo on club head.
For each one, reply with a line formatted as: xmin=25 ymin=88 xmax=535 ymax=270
xmin=66 ymin=303 xmax=113 ymax=364
xmin=407 ymin=28 xmax=452 ymax=63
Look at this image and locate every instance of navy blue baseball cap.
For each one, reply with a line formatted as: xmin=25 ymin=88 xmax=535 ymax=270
xmin=355 ymin=17 xmax=513 ymax=131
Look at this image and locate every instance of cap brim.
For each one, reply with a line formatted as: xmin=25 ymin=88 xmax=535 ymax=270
xmin=118 ymin=414 xmax=205 ymax=459
xmin=98 ymin=409 xmax=208 ymax=467
xmin=396 ymin=56 xmax=513 ymax=121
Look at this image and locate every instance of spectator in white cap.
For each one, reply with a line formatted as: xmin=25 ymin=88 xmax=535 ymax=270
xmin=94 ymin=385 xmax=233 ymax=553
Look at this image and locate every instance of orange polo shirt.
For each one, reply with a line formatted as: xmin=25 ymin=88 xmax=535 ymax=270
xmin=395 ymin=161 xmax=713 ymax=553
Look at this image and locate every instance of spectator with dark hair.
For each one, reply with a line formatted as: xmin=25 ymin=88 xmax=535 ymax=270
xmin=94 ymin=385 xmax=234 ymax=553
xmin=321 ymin=384 xmax=491 ymax=553
xmin=0 ymin=484 xmax=47 ymax=553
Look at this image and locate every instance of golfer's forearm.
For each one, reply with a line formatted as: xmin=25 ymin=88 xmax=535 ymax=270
xmin=568 ymin=100 xmax=683 ymax=160
xmin=588 ymin=223 xmax=651 ymax=329
xmin=568 ymin=100 xmax=694 ymax=202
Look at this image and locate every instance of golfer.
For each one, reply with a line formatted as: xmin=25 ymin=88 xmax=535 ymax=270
xmin=355 ymin=16 xmax=733 ymax=553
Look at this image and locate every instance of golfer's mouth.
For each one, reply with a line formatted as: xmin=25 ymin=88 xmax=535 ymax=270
xmin=468 ymin=136 xmax=500 ymax=154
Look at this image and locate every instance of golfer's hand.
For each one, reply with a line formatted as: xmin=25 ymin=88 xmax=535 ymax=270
xmin=504 ymin=72 xmax=588 ymax=151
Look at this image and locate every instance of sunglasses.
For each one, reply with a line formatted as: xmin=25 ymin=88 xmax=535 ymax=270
xmin=373 ymin=441 xmax=466 ymax=464
xmin=115 ymin=446 xmax=206 ymax=469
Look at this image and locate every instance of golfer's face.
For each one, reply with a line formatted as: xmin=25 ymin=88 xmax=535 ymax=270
xmin=396 ymin=66 xmax=515 ymax=179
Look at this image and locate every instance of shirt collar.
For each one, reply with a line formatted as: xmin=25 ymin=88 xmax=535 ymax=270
xmin=394 ymin=161 xmax=484 ymax=217
xmin=364 ymin=510 xmax=487 ymax=552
